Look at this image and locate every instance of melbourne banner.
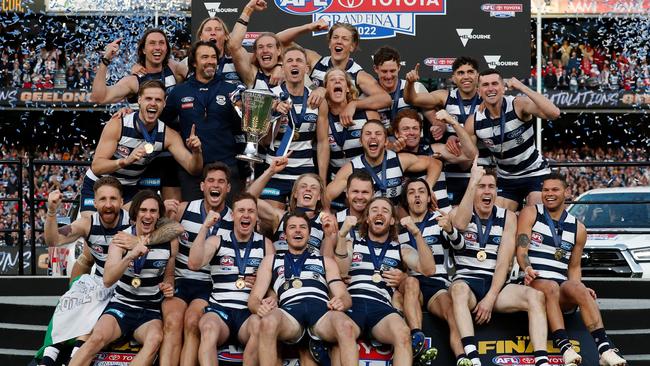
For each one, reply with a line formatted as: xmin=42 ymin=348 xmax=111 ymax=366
xmin=191 ymin=0 xmax=531 ymax=79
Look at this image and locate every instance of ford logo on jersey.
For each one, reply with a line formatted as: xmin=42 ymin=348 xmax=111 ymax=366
xmin=382 ymin=258 xmax=398 ymax=267
xmin=304 ymin=264 xmax=325 ymax=274
xmin=386 ymin=178 xmax=401 ymax=187
xmin=153 ymin=260 xmax=167 ymax=268
xmin=308 ymin=237 xmax=321 ymax=247
xmin=424 ymin=236 xmax=438 ymax=245
xmin=350 ymin=130 xmax=361 ymax=138
xmin=275 ymin=0 xmax=332 ymax=15
xmin=506 ymin=126 xmax=525 ymax=139
xmin=304 ymin=113 xmax=318 ymax=122
xmin=247 ymin=258 xmax=262 ymax=267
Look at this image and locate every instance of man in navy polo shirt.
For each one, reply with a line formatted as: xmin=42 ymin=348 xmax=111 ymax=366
xmin=162 ymin=40 xmax=243 ymax=201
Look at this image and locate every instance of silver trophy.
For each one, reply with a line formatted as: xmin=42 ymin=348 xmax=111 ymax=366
xmin=235 ymin=89 xmax=277 ymax=163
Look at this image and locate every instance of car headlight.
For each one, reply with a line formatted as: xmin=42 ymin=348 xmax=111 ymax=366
xmin=631 ymin=247 xmax=650 ymax=262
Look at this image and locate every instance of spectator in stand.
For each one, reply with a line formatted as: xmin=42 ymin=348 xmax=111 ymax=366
xmin=566 ymin=51 xmax=580 ymax=76
xmin=559 ymin=40 xmax=572 ymax=67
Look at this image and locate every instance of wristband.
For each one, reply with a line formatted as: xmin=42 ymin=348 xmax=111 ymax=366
xmin=236 ymin=18 xmax=249 ymax=26
xmin=47 ymin=211 xmax=57 ymax=217
xmin=334 ymin=251 xmax=349 ymax=259
xmin=327 ymin=278 xmax=343 ymax=285
xmin=100 ymin=57 xmax=111 ymax=66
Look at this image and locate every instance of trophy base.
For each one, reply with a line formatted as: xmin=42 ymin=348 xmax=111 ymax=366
xmin=236 ymin=154 xmax=264 ymax=164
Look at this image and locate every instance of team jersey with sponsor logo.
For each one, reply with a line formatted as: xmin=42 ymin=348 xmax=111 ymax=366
xmin=526 ymin=204 xmax=578 ymax=282
xmin=271 ymin=251 xmax=329 ymax=307
xmin=176 ymin=200 xmax=233 ymax=281
xmin=349 ymin=238 xmax=403 ymax=306
xmin=87 ymin=209 xmax=131 ymax=277
xmin=350 ymin=150 xmax=404 ymax=203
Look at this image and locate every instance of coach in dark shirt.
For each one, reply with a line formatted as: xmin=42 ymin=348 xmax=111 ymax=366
xmin=162 ymin=41 xmax=243 ymax=200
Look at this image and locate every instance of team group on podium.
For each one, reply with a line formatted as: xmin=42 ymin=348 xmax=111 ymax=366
xmin=38 ymin=1 xmax=627 ymax=366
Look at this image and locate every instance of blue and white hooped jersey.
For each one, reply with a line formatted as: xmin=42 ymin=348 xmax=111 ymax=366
xmin=526 ymin=204 xmax=578 ymax=282
xmin=349 ymin=238 xmax=403 ymax=306
xmin=271 ymin=252 xmax=329 ymax=307
xmin=453 ymin=206 xmax=507 ymax=281
xmin=328 ymin=109 xmax=368 ymax=177
xmin=209 ymin=232 xmax=266 ymax=309
xmin=397 ymin=212 xmax=463 ymax=283
xmin=350 ymin=150 xmax=404 ymax=203
xmin=403 ymin=143 xmax=450 ymax=213
xmin=252 ymin=70 xmax=275 ymax=91
xmin=310 ymin=56 xmax=363 ymax=90
xmin=474 ymin=96 xmax=549 ymax=179
xmin=266 ymin=84 xmax=318 ymax=180
xmin=85 ymin=112 xmax=166 ymax=187
xmin=127 ymin=65 xmax=177 ymax=106
xmin=112 ymin=226 xmax=172 ymax=312
xmin=336 ymin=209 xmax=360 ymax=242
xmin=176 ymin=200 xmax=233 ymax=281
xmin=273 ymin=211 xmax=324 ymax=254
xmin=377 ymin=79 xmax=427 ymax=130
xmin=87 ymin=209 xmax=131 ymax=278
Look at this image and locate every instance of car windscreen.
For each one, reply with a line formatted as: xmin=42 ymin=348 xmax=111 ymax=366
xmin=568 ymin=192 xmax=650 ymax=229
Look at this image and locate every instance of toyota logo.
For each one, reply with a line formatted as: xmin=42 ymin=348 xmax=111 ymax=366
xmin=338 ymin=0 xmax=362 ymax=8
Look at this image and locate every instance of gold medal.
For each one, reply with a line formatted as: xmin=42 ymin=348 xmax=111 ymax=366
xmin=293 ymin=130 xmax=300 ymax=140
xmin=144 ymin=143 xmax=154 ymax=154
xmin=554 ymin=249 xmax=565 ymax=260
xmin=476 ymin=250 xmax=487 ymax=262
xmin=371 ymin=272 xmax=382 ymax=283
xmin=235 ymin=277 xmax=246 ymax=290
xmin=131 ymin=277 xmax=141 ymax=288
xmin=283 ymin=281 xmax=290 ymax=291
xmin=292 ymin=278 xmax=303 ymax=289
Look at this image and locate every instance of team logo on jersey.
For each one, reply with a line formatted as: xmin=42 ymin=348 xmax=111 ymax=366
xmin=116 ymin=146 xmax=131 ymax=158
xmin=482 ymin=138 xmax=495 ymax=147
xmin=298 ymin=0 xmax=446 ymax=39
xmin=181 ymin=231 xmax=189 ymax=241
xmin=277 ymin=265 xmax=285 ymax=276
xmin=216 ymin=95 xmax=227 ymax=105
xmin=531 ymin=232 xmax=543 ymax=244
xmin=220 ymin=256 xmax=234 ymax=266
xmin=464 ymin=232 xmax=477 ymax=242
xmin=275 ymin=0 xmax=332 ymax=15
xmin=480 ymin=3 xmax=523 ymax=18
xmin=92 ymin=245 xmax=104 ymax=254
xmin=352 ymin=252 xmax=363 ymax=262
xmin=153 ymin=260 xmax=167 ymax=268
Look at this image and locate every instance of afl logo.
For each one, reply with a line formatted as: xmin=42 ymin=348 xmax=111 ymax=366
xmin=531 ymin=232 xmax=543 ymax=243
xmin=277 ymin=265 xmax=285 ymax=276
xmin=275 ymin=0 xmax=332 ymax=15
xmin=92 ymin=245 xmax=103 ymax=254
xmin=352 ymin=252 xmax=362 ymax=262
xmin=464 ymin=232 xmax=477 ymax=242
xmin=338 ymin=0 xmax=362 ymax=9
xmin=220 ymin=256 xmax=234 ymax=266
xmin=117 ymin=146 xmax=130 ymax=158
xmin=181 ymin=231 xmax=189 ymax=241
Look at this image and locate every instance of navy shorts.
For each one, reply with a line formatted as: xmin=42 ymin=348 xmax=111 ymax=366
xmin=454 ymin=277 xmax=496 ymax=303
xmin=497 ymin=175 xmax=545 ymax=209
xmin=281 ymin=299 xmax=328 ymax=332
xmin=174 ymin=278 xmax=211 ymax=304
xmin=260 ymin=178 xmax=293 ymax=203
xmin=347 ymin=297 xmax=399 ymax=336
xmin=418 ymin=276 xmax=449 ymax=307
xmin=141 ymin=155 xmax=180 ymax=188
xmin=102 ymin=302 xmax=161 ymax=339
xmin=80 ymin=175 xmax=138 ymax=212
xmin=205 ymin=303 xmax=251 ymax=342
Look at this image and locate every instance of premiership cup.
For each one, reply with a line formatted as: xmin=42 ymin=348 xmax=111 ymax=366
xmin=236 ymin=89 xmax=277 ymax=164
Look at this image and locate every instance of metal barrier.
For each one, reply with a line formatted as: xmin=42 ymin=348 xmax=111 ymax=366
xmin=0 ymin=158 xmax=648 ymax=275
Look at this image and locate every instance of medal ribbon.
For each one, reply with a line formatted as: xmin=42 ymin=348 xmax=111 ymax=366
xmin=472 ymin=207 xmax=496 ymax=249
xmin=366 ymin=238 xmax=391 ymax=272
xmin=130 ymin=226 xmax=148 ymax=276
xmin=408 ymin=212 xmax=432 ymax=248
xmin=456 ymin=89 xmax=479 ymax=124
xmin=284 ymin=250 xmax=310 ymax=280
xmin=389 ymin=79 xmax=402 ymax=124
xmin=230 ymin=232 xmax=255 ymax=277
xmin=135 ymin=114 xmax=157 ymax=145
xmin=328 ymin=113 xmax=347 ymax=149
xmin=361 ymin=152 xmax=388 ymax=193
xmin=217 ymin=55 xmax=226 ymax=76
xmin=543 ymin=207 xmax=568 ymax=250
xmin=486 ymin=100 xmax=508 ymax=158
xmin=276 ymin=85 xmax=309 ymax=156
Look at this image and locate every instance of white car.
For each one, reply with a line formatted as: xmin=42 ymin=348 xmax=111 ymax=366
xmin=567 ymin=187 xmax=650 ymax=278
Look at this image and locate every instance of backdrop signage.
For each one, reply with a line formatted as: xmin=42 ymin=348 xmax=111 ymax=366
xmin=192 ymin=0 xmax=531 ymax=79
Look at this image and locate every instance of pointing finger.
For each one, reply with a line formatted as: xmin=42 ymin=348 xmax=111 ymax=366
xmin=191 ymin=124 xmax=196 ymax=136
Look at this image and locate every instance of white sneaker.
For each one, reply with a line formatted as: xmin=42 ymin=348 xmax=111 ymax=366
xmin=563 ymin=347 xmax=582 ymax=366
xmin=599 ymin=349 xmax=627 ymax=366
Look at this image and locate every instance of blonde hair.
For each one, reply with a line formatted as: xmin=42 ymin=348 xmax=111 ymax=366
xmin=324 ymin=68 xmax=359 ymax=102
xmin=289 ymin=173 xmax=328 ymax=213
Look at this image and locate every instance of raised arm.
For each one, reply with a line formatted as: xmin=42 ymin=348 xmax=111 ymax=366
xmin=449 ymin=157 xmax=484 ymax=231
xmin=228 ymin=0 xmax=266 ymax=87
xmin=325 ymin=163 xmax=352 ymax=202
xmin=44 ymin=190 xmax=90 ymax=246
xmin=188 ymin=210 xmax=222 ymax=269
xmin=276 ymin=19 xmax=327 ymax=67
xmin=507 ymin=77 xmax=561 ymax=121
xmin=403 ymin=63 xmax=447 ymax=109
xmin=399 ymin=152 xmax=442 ymax=193
xmin=316 ymin=102 xmax=330 ymax=183
xmin=90 ymin=38 xmax=139 ymax=104
xmin=399 ymin=216 xmax=435 ymax=276
xmin=434 ymin=109 xmax=478 ymax=169
xmin=248 ymin=156 xmax=289 ymax=198
xmin=166 ymin=125 xmax=203 ymax=176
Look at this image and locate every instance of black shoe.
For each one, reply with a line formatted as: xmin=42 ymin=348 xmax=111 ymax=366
xmin=309 ymin=338 xmax=331 ymax=366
